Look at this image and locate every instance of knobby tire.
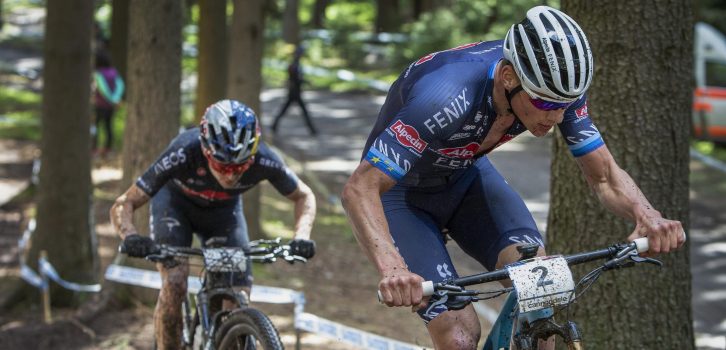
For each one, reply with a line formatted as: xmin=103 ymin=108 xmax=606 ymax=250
xmin=215 ymin=308 xmax=283 ymax=350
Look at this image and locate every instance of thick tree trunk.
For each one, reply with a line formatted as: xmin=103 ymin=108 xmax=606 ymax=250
xmin=194 ymin=0 xmax=227 ymax=122
xmin=548 ymin=1 xmax=694 ymax=348
xmin=310 ymin=0 xmax=328 ymax=29
xmin=227 ymin=0 xmax=265 ymax=240
xmin=110 ymin=0 xmax=129 ymax=80
xmin=123 ymin=0 xmax=182 ymax=226
xmin=30 ymin=0 xmax=95 ymax=307
xmin=375 ymin=0 xmax=400 ymax=33
xmin=281 ymin=0 xmax=299 ymax=45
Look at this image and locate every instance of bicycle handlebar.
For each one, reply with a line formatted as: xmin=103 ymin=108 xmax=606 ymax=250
xmin=122 ymin=238 xmax=308 ymax=264
xmin=377 ymin=237 xmax=651 ymax=302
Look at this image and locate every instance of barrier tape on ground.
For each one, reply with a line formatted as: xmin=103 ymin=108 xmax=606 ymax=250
xmin=691 ymin=148 xmax=726 ymax=174
xmin=19 ymin=217 xmax=432 ymax=349
xmin=17 ymin=218 xmax=102 ymax=292
xmin=39 ymin=258 xmax=101 ymax=292
xmin=105 ymin=264 xmax=431 ymax=350
xmin=104 ymin=264 xmax=304 ymax=305
xmin=295 ymin=312 xmax=430 ymax=350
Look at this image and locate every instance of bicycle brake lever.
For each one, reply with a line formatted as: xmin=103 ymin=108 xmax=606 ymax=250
xmin=630 ymin=255 xmax=663 ymax=267
xmin=424 ymin=293 xmax=449 ymax=315
xmin=283 ymin=255 xmax=307 ymax=264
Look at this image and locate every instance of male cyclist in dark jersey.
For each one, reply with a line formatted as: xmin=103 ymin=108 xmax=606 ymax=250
xmin=342 ymin=6 xmax=685 ymax=350
xmin=110 ymin=99 xmax=317 ymax=349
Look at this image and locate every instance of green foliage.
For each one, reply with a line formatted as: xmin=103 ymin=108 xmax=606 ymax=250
xmin=693 ymin=140 xmax=726 ymax=163
xmin=393 ymin=0 xmax=550 ymax=69
xmin=0 ymin=86 xmax=41 ymax=140
xmin=324 ymin=1 xmax=376 ymax=70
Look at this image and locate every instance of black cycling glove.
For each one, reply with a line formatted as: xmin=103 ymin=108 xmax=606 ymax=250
xmin=289 ymin=239 xmax=316 ymax=259
xmin=122 ymin=234 xmax=158 ymax=258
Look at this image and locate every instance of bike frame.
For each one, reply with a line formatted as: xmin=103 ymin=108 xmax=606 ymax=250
xmin=423 ymin=239 xmax=656 ymax=350
xmin=183 ymin=270 xmax=250 ymax=349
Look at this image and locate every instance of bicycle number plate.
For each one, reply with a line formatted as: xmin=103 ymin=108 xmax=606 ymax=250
xmin=203 ymin=248 xmax=247 ymax=273
xmin=506 ymin=255 xmax=574 ymax=313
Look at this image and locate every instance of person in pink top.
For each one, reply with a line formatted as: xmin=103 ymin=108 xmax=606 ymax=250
xmin=92 ymin=50 xmax=124 ymax=157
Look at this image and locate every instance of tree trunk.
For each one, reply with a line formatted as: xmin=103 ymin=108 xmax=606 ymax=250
xmin=123 ymin=0 xmax=183 ymax=228
xmin=548 ymin=1 xmax=694 ymax=348
xmin=412 ymin=0 xmax=445 ymax=20
xmin=227 ymin=0 xmax=265 ymax=240
xmin=30 ymin=0 xmax=95 ymax=307
xmin=194 ymin=0 xmax=228 ymax=122
xmin=110 ymin=0 xmax=129 ymax=81
xmin=310 ymin=0 xmax=328 ymax=29
xmin=375 ymin=0 xmax=400 ymax=33
xmin=0 ymin=0 xmax=4 ymax=31
xmin=281 ymin=0 xmax=299 ymax=45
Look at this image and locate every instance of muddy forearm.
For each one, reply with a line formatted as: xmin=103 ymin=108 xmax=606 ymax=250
xmin=110 ymin=184 xmax=150 ymax=239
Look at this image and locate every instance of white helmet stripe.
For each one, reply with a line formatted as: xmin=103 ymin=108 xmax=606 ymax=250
xmin=541 ymin=9 xmax=573 ymax=92
xmin=517 ymin=24 xmax=544 ymax=90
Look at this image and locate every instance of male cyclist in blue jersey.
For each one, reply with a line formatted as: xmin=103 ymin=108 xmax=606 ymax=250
xmin=110 ymin=99 xmax=317 ymax=349
xmin=342 ymin=6 xmax=685 ymax=350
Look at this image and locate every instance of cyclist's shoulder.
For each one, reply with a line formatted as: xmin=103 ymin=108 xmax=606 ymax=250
xmin=408 ymin=40 xmax=503 ymax=73
xmin=167 ymin=127 xmax=201 ymax=147
xmin=251 ymin=142 xmax=290 ymax=171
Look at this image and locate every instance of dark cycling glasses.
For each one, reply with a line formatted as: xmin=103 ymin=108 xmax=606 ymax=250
xmin=528 ymin=96 xmax=573 ymax=111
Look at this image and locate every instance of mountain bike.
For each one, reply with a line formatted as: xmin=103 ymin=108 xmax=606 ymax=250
xmin=123 ymin=237 xmax=307 ymax=350
xmin=380 ymin=237 xmax=662 ymax=349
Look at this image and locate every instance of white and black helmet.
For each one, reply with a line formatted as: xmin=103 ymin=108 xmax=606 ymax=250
xmin=200 ymin=99 xmax=260 ymax=164
xmin=503 ymin=6 xmax=593 ymax=102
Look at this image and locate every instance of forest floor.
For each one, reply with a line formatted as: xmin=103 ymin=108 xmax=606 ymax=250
xmin=0 ymin=135 xmax=436 ymax=350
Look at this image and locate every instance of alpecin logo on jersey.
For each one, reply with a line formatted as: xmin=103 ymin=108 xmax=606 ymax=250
xmin=390 ymin=120 xmax=428 ymax=154
xmin=437 ymin=142 xmax=480 ymax=159
xmin=575 ymin=102 xmax=588 ymax=119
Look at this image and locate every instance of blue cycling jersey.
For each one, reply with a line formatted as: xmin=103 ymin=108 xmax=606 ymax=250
xmin=361 ymin=40 xmax=605 ymax=324
xmin=136 ymin=128 xmax=299 ymax=207
xmin=362 ymin=40 xmax=604 ymax=187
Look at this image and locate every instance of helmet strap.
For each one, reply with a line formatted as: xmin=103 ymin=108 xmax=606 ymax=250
xmin=505 ymin=85 xmax=524 ymax=118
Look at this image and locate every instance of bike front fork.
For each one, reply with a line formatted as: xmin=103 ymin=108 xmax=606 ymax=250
xmin=514 ymin=320 xmax=583 ymax=350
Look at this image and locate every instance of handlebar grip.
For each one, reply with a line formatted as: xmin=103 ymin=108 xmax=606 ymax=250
xmin=377 ymin=281 xmax=435 ymax=303
xmin=633 ymin=237 xmax=649 ymax=253
xmin=422 ymin=280 xmax=435 ymax=296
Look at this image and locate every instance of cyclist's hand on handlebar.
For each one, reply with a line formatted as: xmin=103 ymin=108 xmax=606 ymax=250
xmin=628 ymin=215 xmax=686 ymax=255
xmin=121 ymin=234 xmax=158 ymax=257
xmin=378 ymin=270 xmax=427 ymax=310
xmin=289 ymin=239 xmax=316 ymax=259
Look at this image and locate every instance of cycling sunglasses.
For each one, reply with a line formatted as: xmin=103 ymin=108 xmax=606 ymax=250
xmin=528 ymin=96 xmax=573 ymax=111
xmin=204 ymin=151 xmax=253 ymax=174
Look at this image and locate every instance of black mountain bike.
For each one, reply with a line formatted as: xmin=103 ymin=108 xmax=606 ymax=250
xmin=124 ymin=237 xmax=306 ymax=350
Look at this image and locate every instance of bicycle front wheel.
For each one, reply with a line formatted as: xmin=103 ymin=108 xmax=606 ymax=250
xmin=215 ymin=307 xmax=284 ymax=350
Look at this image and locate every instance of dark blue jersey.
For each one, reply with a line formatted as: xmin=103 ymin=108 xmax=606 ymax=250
xmin=136 ymin=128 xmax=299 ymax=207
xmin=362 ymin=40 xmax=604 ymax=187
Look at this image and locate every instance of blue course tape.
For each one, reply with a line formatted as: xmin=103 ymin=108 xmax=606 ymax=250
xmin=18 ymin=218 xmax=100 ymax=292
xmin=39 ymin=258 xmax=101 ymax=292
xmin=105 ymin=264 xmax=432 ymax=349
xmin=295 ymin=312 xmax=430 ymax=350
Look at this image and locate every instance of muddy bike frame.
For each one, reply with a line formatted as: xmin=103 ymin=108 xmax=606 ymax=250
xmin=142 ymin=237 xmax=306 ymax=349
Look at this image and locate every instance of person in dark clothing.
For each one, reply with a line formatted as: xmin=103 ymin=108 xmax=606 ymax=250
xmin=272 ymin=45 xmax=317 ymax=135
xmin=92 ymin=50 xmax=124 ymax=156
